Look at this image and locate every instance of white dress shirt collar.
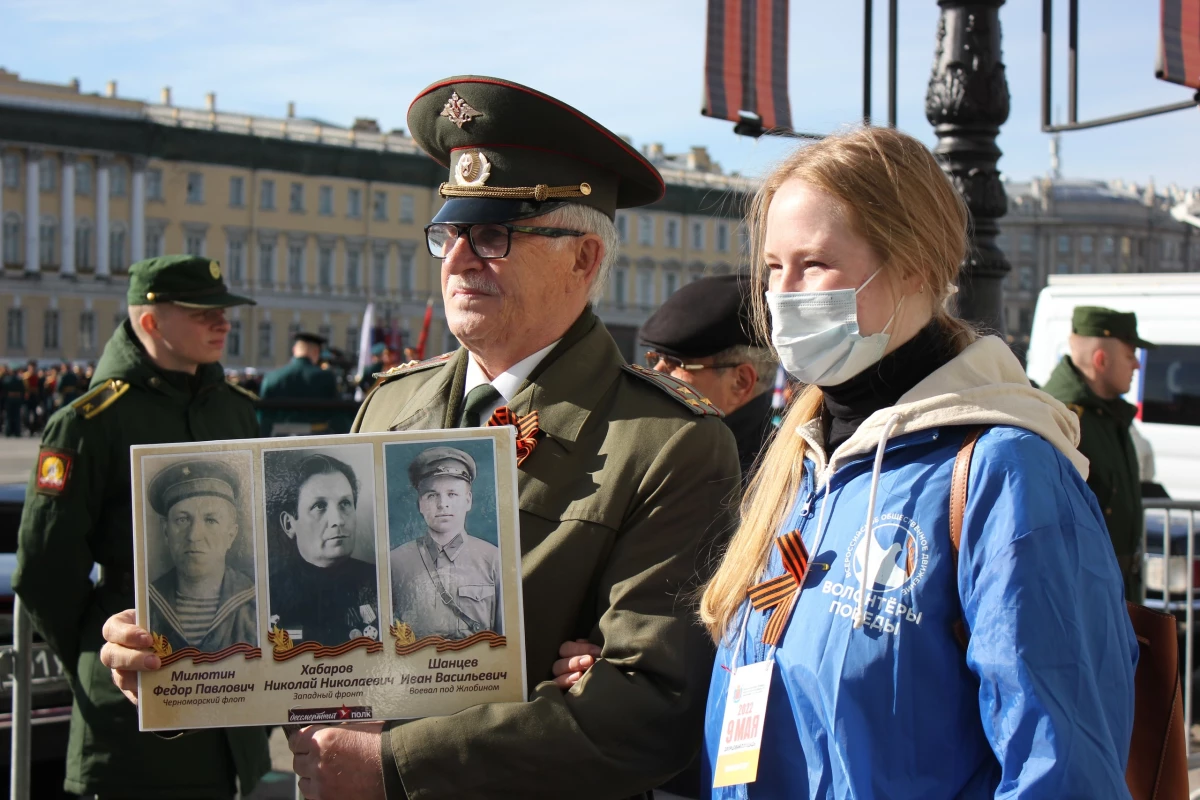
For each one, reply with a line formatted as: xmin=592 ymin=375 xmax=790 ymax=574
xmin=462 ymin=339 xmax=561 ymax=425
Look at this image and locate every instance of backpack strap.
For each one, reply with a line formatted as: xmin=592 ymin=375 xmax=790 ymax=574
xmin=949 ymin=426 xmax=989 ymax=650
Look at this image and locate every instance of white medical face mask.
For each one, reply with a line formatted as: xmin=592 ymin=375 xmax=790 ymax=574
xmin=766 ymin=270 xmax=902 ymax=386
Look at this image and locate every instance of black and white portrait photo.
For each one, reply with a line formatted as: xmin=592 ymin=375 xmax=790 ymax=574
xmin=142 ymin=453 xmax=258 ymax=655
xmin=263 ymin=444 xmax=380 ymax=646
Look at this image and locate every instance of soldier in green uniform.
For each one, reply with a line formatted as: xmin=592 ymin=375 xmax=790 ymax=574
xmin=14 ymin=255 xmax=271 ymax=799
xmin=1043 ymin=305 xmax=1154 ymax=600
xmin=57 ymin=361 xmax=82 ymax=405
xmin=258 ymin=330 xmax=342 ymax=436
xmin=100 ymin=77 xmax=740 ymax=800
xmin=1 ymin=363 xmax=23 ymax=437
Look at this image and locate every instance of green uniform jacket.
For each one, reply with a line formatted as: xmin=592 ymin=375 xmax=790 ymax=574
xmin=1043 ymin=355 xmax=1143 ymax=598
xmin=258 ymin=356 xmax=343 ymax=435
xmin=354 ymin=309 xmax=741 ymax=800
xmin=13 ymin=320 xmax=271 ymax=799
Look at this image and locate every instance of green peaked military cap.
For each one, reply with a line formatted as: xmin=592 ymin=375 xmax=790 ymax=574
xmin=407 ymin=76 xmax=666 ymax=223
xmin=126 ymin=254 xmax=256 ymax=308
xmin=148 ymin=459 xmax=240 ymax=517
xmin=408 ymin=446 xmax=477 ymax=488
xmin=1071 ymin=305 xmax=1156 ymax=349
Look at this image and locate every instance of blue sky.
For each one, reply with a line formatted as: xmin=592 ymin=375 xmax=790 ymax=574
xmin=2 ymin=0 xmax=1196 ymax=188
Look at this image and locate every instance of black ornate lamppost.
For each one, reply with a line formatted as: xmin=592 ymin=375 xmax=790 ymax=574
xmin=926 ymin=0 xmax=1012 ymax=334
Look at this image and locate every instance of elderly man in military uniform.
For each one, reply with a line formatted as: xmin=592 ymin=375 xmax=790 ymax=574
xmin=100 ymin=77 xmax=739 ymax=800
xmin=390 ymin=446 xmax=501 ymax=640
xmin=258 ymin=330 xmax=343 ymax=436
xmin=1044 ymin=305 xmax=1154 ymax=600
xmin=147 ymin=459 xmax=257 ymax=654
xmin=15 ymin=255 xmax=270 ymax=799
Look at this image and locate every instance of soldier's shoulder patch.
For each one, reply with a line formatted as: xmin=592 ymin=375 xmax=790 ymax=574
xmin=375 ymin=353 xmax=454 ymax=384
xmin=226 ymin=381 xmax=260 ymax=403
xmin=621 ymin=364 xmax=724 ymax=417
xmin=1066 ymin=402 xmax=1085 ymax=419
xmin=35 ymin=447 xmax=75 ymax=496
xmin=70 ymin=379 xmax=130 ymax=420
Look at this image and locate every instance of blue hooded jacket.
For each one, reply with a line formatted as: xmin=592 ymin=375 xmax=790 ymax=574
xmin=702 ymin=336 xmax=1138 ymax=800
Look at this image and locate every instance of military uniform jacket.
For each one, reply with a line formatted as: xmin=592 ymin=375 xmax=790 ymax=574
xmin=258 ymin=356 xmax=341 ymax=435
xmin=12 ymin=320 xmax=270 ymax=798
xmin=389 ymin=532 xmax=503 ymax=640
xmin=1043 ymin=356 xmax=1143 ymax=596
xmin=354 ymin=309 xmax=741 ymax=799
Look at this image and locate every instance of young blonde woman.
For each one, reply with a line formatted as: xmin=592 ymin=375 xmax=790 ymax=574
xmin=691 ymin=128 xmax=1137 ymax=798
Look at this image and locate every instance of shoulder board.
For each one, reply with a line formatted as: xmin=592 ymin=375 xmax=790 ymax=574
xmin=375 ymin=353 xmax=454 ymax=383
xmin=71 ymin=379 xmax=131 ymax=420
xmin=226 ymin=381 xmax=260 ymax=402
xmin=1066 ymin=402 xmax=1084 ymax=419
xmin=621 ymin=364 xmax=724 ymax=417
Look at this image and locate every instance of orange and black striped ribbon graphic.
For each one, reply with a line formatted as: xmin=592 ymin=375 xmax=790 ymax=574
xmin=486 ymin=407 xmax=540 ymax=466
xmin=747 ymin=529 xmax=809 ymax=646
xmin=702 ymin=0 xmax=792 ymax=131
xmin=1159 ymin=0 xmax=1200 ymax=89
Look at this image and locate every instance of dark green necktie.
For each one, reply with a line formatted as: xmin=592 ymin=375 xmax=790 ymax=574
xmin=458 ymin=383 xmax=501 ymax=428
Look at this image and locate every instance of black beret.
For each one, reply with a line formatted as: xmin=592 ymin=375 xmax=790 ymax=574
xmin=639 ymin=275 xmax=756 ymax=359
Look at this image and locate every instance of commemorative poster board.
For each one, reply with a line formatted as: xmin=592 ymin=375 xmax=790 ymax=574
xmin=130 ymin=427 xmax=526 ymax=730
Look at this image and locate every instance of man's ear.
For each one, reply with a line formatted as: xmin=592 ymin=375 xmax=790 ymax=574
xmin=280 ymin=512 xmax=297 ymax=540
xmin=573 ymin=236 xmax=604 ymax=286
xmin=1092 ymin=345 xmax=1109 ymax=374
xmin=732 ymin=363 xmax=758 ymax=402
xmin=137 ymin=308 xmax=161 ymax=340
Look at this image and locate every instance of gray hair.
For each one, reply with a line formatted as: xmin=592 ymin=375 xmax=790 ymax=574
xmin=711 ymin=344 xmax=778 ymax=392
xmin=538 ymin=204 xmax=620 ymax=302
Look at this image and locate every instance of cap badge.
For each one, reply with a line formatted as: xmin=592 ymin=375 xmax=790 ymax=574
xmin=209 ymin=261 xmax=221 ymax=279
xmin=455 ymin=152 xmax=491 ymax=186
xmin=440 ymin=91 xmax=482 ymax=129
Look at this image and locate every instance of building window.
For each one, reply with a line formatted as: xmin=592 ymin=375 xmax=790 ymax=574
xmin=1080 ymin=262 xmax=1093 ymax=274
xmin=2 ymin=153 xmax=19 ymax=189
xmin=79 ymin=311 xmax=96 ymax=353
xmin=318 ymin=186 xmax=333 ymax=216
xmin=346 ymin=249 xmax=361 ymax=291
xmin=183 ymin=230 xmax=204 ymax=258
xmin=75 ymin=220 xmax=92 ymax=270
xmin=616 ymin=213 xmax=629 ymax=245
xmin=1103 ymin=236 xmax=1115 ymax=254
xmin=346 ymin=326 xmax=359 ymax=354
xmin=1019 ymin=266 xmax=1034 ymax=290
xmin=373 ymin=191 xmax=388 ymax=221
xmin=400 ymin=194 xmax=415 ymax=223
xmin=348 ymin=188 xmax=363 ymax=219
xmin=318 ymin=245 xmax=334 ymax=289
xmin=43 ymin=309 xmax=60 ymax=350
xmin=287 ymin=242 xmax=305 ymax=288
xmin=260 ymin=180 xmax=276 ymax=211
xmin=637 ymin=214 xmax=654 ymax=246
xmin=1019 ymin=308 xmax=1033 ymax=334
xmin=185 ymin=172 xmax=204 ymax=204
xmin=39 ymin=218 xmax=57 ymax=266
xmin=289 ymin=182 xmax=305 ymax=213
xmin=716 ymin=222 xmax=730 ymax=252
xmin=110 ymin=164 xmax=128 ymax=197
xmin=146 ymin=168 xmax=164 ymax=201
xmin=1055 ymin=262 xmax=1070 ymax=274
xmin=613 ymin=267 xmax=628 ymax=307
xmin=637 ymin=269 xmax=654 ymax=307
xmin=258 ymin=241 xmax=276 ymax=286
xmin=229 ymin=176 xmax=245 ymax=207
xmin=39 ymin=157 xmax=57 ymax=192
xmin=996 ymin=232 xmax=1008 ymax=252
xmin=1057 ymin=235 xmax=1071 ymax=254
xmin=227 ymin=320 xmax=242 ymax=357
xmin=1080 ymin=235 xmax=1093 ymax=254
xmin=372 ymin=249 xmax=387 ymax=292
xmin=6 ymin=309 xmax=25 ymax=350
xmin=257 ymin=321 xmax=273 ymax=359
xmin=691 ymin=221 xmax=704 ymax=250
xmin=287 ymin=323 xmax=301 ymax=344
xmin=1165 ymin=239 xmax=1177 ymax=260
xmin=111 ymin=225 xmax=128 ymax=269
xmin=666 ymin=219 xmax=680 ymax=249
xmin=664 ymin=271 xmax=679 ymax=296
xmin=76 ymin=161 xmax=92 ymax=196
xmin=145 ymin=227 xmax=163 ymax=259
xmin=2 ymin=214 xmax=22 ymax=264
xmin=1019 ymin=233 xmax=1034 ymax=253
xmin=399 ymin=249 xmax=415 ymax=295
xmin=228 ymin=238 xmax=246 ymax=284
xmin=318 ymin=324 xmax=333 ymax=346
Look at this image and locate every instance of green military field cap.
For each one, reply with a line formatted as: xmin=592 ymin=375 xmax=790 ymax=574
xmin=408 ymin=446 xmax=477 ymax=489
xmin=1071 ymin=306 xmax=1156 ymax=349
xmin=407 ymin=76 xmax=665 ymax=223
xmin=148 ymin=459 xmax=240 ymax=517
xmin=126 ymin=255 xmax=256 ymax=308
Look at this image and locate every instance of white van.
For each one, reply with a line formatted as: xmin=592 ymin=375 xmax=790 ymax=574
xmin=1026 ymin=273 xmax=1200 ymax=500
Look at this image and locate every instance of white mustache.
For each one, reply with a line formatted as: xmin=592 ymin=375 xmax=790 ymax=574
xmin=450 ymin=275 xmax=500 ymax=296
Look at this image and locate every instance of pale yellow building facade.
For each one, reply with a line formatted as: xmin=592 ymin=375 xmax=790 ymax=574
xmin=0 ymin=69 xmax=754 ymax=369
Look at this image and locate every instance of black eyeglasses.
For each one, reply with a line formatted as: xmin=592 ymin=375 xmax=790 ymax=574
xmin=424 ymin=222 xmax=585 ymax=260
xmin=644 ymin=351 xmax=741 ymax=372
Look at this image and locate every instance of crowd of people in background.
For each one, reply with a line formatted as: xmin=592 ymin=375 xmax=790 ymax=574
xmin=1 ymin=360 xmax=93 ymax=437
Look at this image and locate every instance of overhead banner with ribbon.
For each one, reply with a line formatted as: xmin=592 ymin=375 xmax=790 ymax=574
xmin=702 ymin=0 xmax=793 ymax=133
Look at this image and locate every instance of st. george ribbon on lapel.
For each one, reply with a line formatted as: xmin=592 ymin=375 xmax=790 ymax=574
xmin=486 ymin=406 xmax=541 ymax=466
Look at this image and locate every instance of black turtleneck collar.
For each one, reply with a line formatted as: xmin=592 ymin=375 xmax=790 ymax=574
xmin=822 ymin=321 xmax=957 ymax=454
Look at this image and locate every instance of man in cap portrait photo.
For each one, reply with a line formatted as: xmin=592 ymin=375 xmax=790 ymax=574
xmin=146 ymin=459 xmax=257 ymax=654
xmin=390 ymin=446 xmax=502 ymax=640
xmin=17 ymin=255 xmax=271 ymax=798
xmin=100 ymin=78 xmax=739 ymax=800
xmin=1044 ymin=305 xmax=1156 ymax=599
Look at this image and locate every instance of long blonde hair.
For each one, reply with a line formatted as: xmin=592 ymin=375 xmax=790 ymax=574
xmin=699 ymin=126 xmax=976 ymax=642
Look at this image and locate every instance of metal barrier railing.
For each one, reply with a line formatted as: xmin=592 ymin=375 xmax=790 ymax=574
xmin=1142 ymin=498 xmax=1200 ymax=758
xmin=9 ymin=595 xmax=31 ymax=800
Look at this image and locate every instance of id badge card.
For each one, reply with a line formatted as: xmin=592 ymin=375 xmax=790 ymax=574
xmin=712 ymin=659 xmax=773 ymax=788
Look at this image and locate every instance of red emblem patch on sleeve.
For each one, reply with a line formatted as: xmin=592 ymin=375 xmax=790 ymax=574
xmin=35 ymin=448 xmax=74 ymax=496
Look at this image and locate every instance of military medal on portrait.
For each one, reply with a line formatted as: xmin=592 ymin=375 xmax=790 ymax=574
xmin=129 ymin=427 xmax=526 ymax=730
